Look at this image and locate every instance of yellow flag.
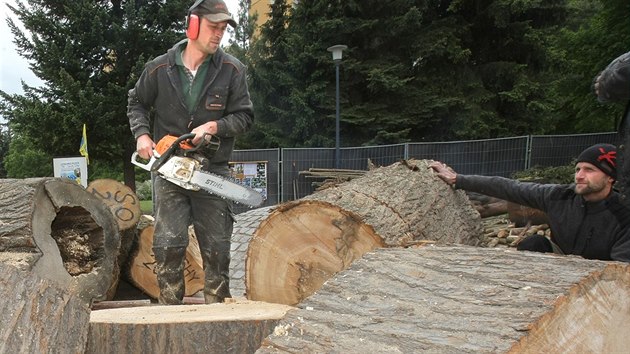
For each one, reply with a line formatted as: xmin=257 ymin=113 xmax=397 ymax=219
xmin=79 ymin=123 xmax=89 ymax=165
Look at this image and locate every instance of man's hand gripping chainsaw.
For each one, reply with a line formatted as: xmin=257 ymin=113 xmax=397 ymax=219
xmin=131 ymin=133 xmax=263 ymax=207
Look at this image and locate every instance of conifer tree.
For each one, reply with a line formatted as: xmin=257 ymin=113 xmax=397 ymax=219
xmin=0 ymin=0 xmax=190 ymax=186
xmin=247 ymin=0 xmax=570 ymax=147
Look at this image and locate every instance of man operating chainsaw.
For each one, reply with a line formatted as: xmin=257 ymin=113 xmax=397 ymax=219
xmin=127 ymin=0 xmax=253 ymax=304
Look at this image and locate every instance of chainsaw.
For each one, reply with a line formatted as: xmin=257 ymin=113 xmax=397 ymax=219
xmin=131 ymin=133 xmax=264 ymax=207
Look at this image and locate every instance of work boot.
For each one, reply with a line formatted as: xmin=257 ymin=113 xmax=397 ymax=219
xmin=203 ymin=277 xmax=231 ymax=304
xmin=152 ymin=246 xmax=187 ymax=305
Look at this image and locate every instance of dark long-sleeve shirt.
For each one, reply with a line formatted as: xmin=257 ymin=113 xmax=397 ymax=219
xmin=456 ymin=175 xmax=630 ymax=262
xmin=127 ymin=40 xmax=254 ymax=174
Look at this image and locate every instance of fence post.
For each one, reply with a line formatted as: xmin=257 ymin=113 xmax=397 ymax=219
xmin=525 ymin=135 xmax=532 ymax=170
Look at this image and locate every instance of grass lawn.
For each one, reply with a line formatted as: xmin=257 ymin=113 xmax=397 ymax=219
xmin=140 ymin=200 xmax=153 ymax=215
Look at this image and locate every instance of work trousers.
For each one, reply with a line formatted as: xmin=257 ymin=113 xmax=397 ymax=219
xmin=152 ymin=176 xmax=234 ymax=305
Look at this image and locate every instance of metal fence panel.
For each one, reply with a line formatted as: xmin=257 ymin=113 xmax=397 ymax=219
xmin=529 ymin=132 xmax=619 ymax=168
xmin=281 ymin=145 xmax=407 ymax=201
xmin=230 ymin=132 xmax=619 ymax=212
xmin=408 ymin=136 xmax=529 ymax=177
xmin=340 ymin=144 xmax=406 ymax=170
xmin=281 ymin=148 xmax=333 ymax=201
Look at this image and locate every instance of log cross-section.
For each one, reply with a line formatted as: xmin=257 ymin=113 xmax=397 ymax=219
xmin=244 ymin=159 xmax=483 ymax=305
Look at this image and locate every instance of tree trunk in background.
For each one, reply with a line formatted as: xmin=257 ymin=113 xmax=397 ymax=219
xmin=243 ymin=159 xmax=482 ymax=305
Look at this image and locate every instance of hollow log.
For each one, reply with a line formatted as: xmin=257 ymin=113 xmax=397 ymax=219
xmin=0 ymin=259 xmax=90 ymax=353
xmin=244 ymin=159 xmax=482 ymax=305
xmin=125 ymin=216 xmax=205 ymax=299
xmin=259 ymin=245 xmax=630 ymax=353
xmin=87 ymin=300 xmax=292 ymax=354
xmin=87 ymin=179 xmax=141 ymax=299
xmin=0 ymin=178 xmax=120 ymax=303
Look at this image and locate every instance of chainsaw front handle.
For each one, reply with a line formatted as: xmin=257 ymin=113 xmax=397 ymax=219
xmin=131 ymin=151 xmax=160 ymax=172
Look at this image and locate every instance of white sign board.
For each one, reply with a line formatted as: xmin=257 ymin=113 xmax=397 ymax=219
xmin=53 ymin=157 xmax=88 ymax=188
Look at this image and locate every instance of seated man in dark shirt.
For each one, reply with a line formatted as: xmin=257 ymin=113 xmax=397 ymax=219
xmin=430 ymin=144 xmax=630 ymax=263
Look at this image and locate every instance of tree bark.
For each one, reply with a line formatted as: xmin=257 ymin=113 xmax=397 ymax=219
xmin=87 ymin=179 xmax=142 ymax=299
xmin=124 ymin=216 xmax=205 ymax=299
xmin=87 ymin=301 xmax=292 ymax=354
xmin=0 ymin=259 xmax=90 ymax=353
xmin=230 ymin=206 xmax=276 ymax=298
xmin=0 ymin=178 xmax=120 ymax=303
xmin=243 ymin=159 xmax=482 ymax=306
xmin=259 ymin=245 xmax=629 ymax=353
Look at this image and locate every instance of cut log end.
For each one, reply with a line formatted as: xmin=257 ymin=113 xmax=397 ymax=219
xmin=87 ymin=300 xmax=293 ymax=354
xmin=509 ymin=263 xmax=630 ymax=353
xmin=246 ymin=201 xmax=384 ymax=305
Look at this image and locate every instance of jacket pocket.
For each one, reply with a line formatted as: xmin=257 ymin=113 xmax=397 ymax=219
xmin=205 ymin=87 xmax=228 ymax=112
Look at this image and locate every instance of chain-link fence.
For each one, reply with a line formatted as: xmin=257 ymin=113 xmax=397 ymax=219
xmin=232 ymin=131 xmax=619 ymax=213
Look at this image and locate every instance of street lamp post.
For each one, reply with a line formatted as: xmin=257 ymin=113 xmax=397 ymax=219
xmin=327 ymin=44 xmax=347 ymax=169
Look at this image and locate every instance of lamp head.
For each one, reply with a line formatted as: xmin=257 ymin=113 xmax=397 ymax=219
xmin=327 ymin=45 xmax=348 ymax=62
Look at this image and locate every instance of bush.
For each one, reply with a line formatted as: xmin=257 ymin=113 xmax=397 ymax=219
xmin=135 ymin=179 xmax=153 ymax=200
xmin=512 ymin=163 xmax=575 ymax=184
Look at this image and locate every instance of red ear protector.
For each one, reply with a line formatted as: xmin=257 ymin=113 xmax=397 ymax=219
xmin=186 ymin=0 xmax=205 ymax=40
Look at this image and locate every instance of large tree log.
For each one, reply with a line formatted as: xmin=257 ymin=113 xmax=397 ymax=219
xmin=0 ymin=178 xmax=120 ymax=303
xmin=258 ymin=246 xmax=630 ymax=353
xmin=87 ymin=179 xmax=142 ymax=300
xmin=230 ymin=206 xmax=275 ymax=298
xmin=124 ymin=215 xmax=205 ymax=299
xmin=0 ymin=259 xmax=90 ymax=353
xmin=244 ymin=159 xmax=482 ymax=305
xmin=87 ymin=300 xmax=292 ymax=354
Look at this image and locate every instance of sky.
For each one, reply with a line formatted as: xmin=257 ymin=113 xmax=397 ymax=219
xmin=0 ymin=0 xmax=239 ymax=95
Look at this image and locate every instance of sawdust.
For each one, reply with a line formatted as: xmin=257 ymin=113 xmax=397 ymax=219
xmin=52 ymin=229 xmax=97 ymax=276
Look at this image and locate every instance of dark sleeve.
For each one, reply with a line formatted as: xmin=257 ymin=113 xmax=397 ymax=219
xmin=127 ymin=64 xmax=158 ymax=140
xmin=609 ymin=197 xmax=630 ymax=263
xmin=215 ymin=64 xmax=254 ymax=137
xmin=594 ymin=51 xmax=630 ymax=103
xmin=456 ymin=175 xmax=560 ymax=212
xmin=611 ymin=230 xmax=630 ymax=263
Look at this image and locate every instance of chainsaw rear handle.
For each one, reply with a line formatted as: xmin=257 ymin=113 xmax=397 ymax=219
xmin=150 ymin=133 xmax=196 ymax=172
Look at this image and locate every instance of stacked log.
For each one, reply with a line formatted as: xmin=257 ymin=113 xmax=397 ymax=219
xmin=259 ymin=245 xmax=630 ymax=353
xmin=481 ymin=215 xmax=552 ymax=248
